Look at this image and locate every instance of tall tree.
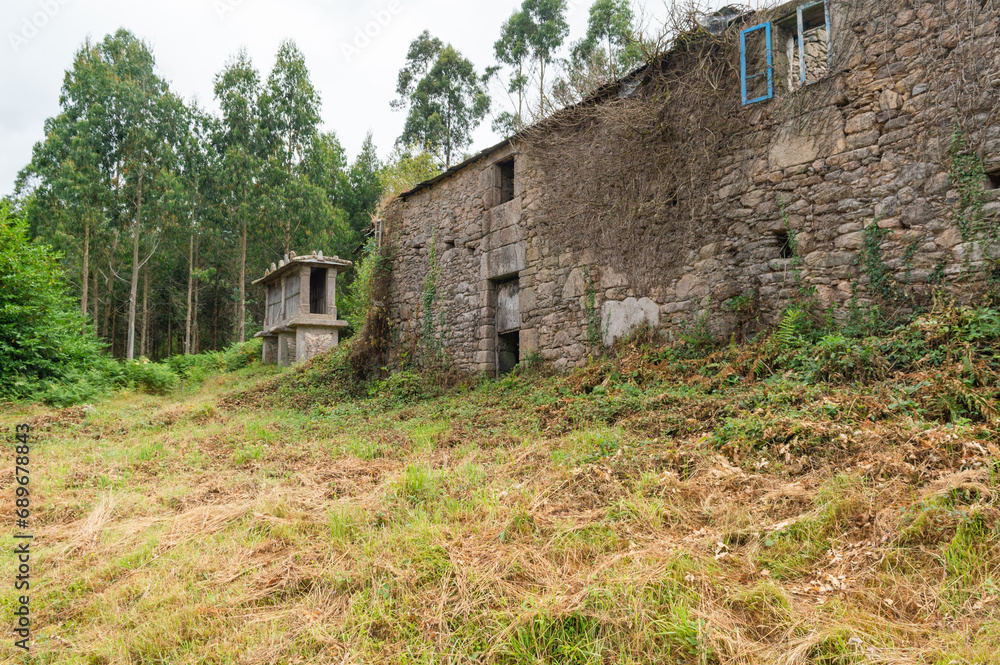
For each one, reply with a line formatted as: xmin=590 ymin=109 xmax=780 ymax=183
xmin=21 ymin=30 xmax=182 ymax=360
xmin=396 ymin=41 xmax=490 ymax=167
xmin=570 ymin=0 xmax=641 ymax=82
xmin=493 ymin=10 xmax=533 ymax=133
xmin=19 ymin=38 xmax=111 ymax=330
xmin=391 ymin=31 xmax=444 ymax=111
xmin=259 ymin=40 xmax=324 ymax=256
xmin=215 ymin=48 xmax=262 ymax=343
xmin=522 ymin=0 xmax=569 ymax=115
xmin=392 ymin=32 xmax=446 ymax=154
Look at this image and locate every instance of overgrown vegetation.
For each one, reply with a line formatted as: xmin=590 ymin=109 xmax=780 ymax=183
xmin=8 ymin=298 xmax=1000 ymax=663
xmin=0 ymin=202 xmax=109 ymax=406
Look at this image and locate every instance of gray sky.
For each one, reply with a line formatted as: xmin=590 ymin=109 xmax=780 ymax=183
xmin=0 ymin=0 xmax=705 ymax=197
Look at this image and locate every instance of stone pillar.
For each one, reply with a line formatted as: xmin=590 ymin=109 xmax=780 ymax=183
xmin=326 ymin=268 xmax=338 ymax=318
xmin=262 ymin=337 xmax=279 ymax=365
xmin=299 ymin=266 xmax=312 ymax=316
xmin=278 ymin=332 xmax=296 ymax=368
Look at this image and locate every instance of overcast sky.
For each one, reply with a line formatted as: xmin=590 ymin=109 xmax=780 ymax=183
xmin=0 ymin=0 xmax=723 ymax=197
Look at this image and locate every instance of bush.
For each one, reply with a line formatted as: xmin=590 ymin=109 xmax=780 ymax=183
xmin=124 ymin=360 xmax=179 ymax=395
xmin=222 ymin=338 xmax=262 ymax=371
xmin=0 ymin=201 xmax=109 ymax=404
xmin=805 ymin=334 xmax=887 ymax=383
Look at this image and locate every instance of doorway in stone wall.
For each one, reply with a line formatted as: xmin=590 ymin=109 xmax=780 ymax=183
xmin=495 ymin=277 xmax=521 ymax=375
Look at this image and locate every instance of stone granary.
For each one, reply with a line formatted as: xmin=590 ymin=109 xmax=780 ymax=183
xmin=384 ymin=0 xmax=1000 ymax=376
xmin=254 ymin=252 xmax=352 ymax=367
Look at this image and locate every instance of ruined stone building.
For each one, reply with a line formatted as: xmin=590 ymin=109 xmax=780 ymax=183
xmin=385 ymin=0 xmax=1000 ymax=376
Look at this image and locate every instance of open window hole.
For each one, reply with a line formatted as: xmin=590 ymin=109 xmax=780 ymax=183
xmin=309 ymin=267 xmax=328 ymax=314
xmin=987 ymin=169 xmax=1000 ymax=191
xmin=496 ymin=158 xmax=515 ymax=205
xmin=775 ymin=231 xmax=794 ymax=259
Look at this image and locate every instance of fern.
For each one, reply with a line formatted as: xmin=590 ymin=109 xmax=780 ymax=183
xmin=775 ymin=309 xmax=804 ymax=350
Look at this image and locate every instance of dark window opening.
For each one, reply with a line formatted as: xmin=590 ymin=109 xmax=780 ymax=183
xmin=987 ymin=169 xmax=1000 ymax=190
xmin=775 ymin=231 xmax=794 ymax=259
xmin=498 ymin=331 xmax=520 ymax=375
xmin=310 ymin=268 xmax=328 ymax=314
xmin=496 ymin=158 xmax=515 ymax=206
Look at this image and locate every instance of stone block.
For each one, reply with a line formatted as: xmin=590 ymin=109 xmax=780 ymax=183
xmin=483 ymin=242 xmax=526 ymax=280
xmin=602 ymin=297 xmax=660 ymax=346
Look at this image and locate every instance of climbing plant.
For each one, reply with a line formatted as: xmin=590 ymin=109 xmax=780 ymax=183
xmin=582 ymin=267 xmax=603 ymax=352
xmin=949 ymin=123 xmax=999 ymax=278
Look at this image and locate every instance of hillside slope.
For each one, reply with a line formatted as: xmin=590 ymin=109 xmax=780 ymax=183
xmin=1 ymin=304 xmax=999 ymax=664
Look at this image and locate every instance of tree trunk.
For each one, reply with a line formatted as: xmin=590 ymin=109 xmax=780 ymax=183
xmin=212 ymin=265 xmax=220 ymax=351
xmin=140 ymin=264 xmax=150 ymax=358
xmin=92 ymin=264 xmax=99 ymax=336
xmin=103 ymin=233 xmax=119 ymax=341
xmin=185 ymin=232 xmax=194 ymax=354
xmin=539 ymin=56 xmax=545 ymax=115
xmin=126 ymin=172 xmax=143 ymax=361
xmin=239 ymin=208 xmax=247 ymax=343
xmin=81 ymin=219 xmax=90 ymax=321
xmin=193 ymin=242 xmax=200 ymax=355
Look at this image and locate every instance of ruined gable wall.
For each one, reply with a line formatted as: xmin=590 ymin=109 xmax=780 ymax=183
xmin=386 ymin=0 xmax=1000 ymax=375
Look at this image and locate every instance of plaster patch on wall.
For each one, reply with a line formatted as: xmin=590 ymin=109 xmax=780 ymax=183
xmin=602 ymin=297 xmax=661 ymax=346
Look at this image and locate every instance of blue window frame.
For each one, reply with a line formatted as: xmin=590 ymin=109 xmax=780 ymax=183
xmin=797 ymin=0 xmax=832 ymax=85
xmin=740 ymin=23 xmax=773 ymax=105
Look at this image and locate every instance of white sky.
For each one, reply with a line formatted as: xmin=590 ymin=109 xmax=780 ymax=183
xmin=0 ymin=0 xmax=725 ymax=197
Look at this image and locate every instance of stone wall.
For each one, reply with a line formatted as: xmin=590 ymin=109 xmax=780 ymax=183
xmin=385 ymin=0 xmax=1000 ymax=376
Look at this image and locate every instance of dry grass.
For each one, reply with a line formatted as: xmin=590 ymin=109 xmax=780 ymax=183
xmin=0 ymin=346 xmax=999 ymax=664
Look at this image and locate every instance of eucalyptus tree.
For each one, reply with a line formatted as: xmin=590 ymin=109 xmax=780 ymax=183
xmin=258 ymin=40 xmax=329 ymax=259
xmin=20 ymin=29 xmax=183 ymax=359
xmin=570 ymin=0 xmax=642 ymax=82
xmin=99 ymin=30 xmax=186 ymax=361
xmin=170 ymin=105 xmax=220 ymax=354
xmin=522 ymin=0 xmax=569 ymax=115
xmin=396 ymin=40 xmax=490 ymax=168
xmin=392 ymin=31 xmax=444 ymax=111
xmin=493 ymin=10 xmax=533 ymax=132
xmin=392 ymin=32 xmax=446 ymax=156
xmin=18 ymin=36 xmax=117 ymax=329
xmin=214 ymin=48 xmax=263 ymax=343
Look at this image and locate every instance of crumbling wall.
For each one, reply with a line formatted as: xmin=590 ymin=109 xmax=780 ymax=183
xmin=386 ymin=0 xmax=1000 ymax=375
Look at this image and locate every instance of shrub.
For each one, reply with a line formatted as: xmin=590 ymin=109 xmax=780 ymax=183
xmin=124 ymin=360 xmax=179 ymax=395
xmin=805 ymin=334 xmax=887 ymax=383
xmin=222 ymin=338 xmax=262 ymax=371
xmin=0 ymin=201 xmax=109 ymax=404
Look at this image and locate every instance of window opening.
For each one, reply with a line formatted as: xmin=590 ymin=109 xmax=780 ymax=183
xmin=987 ymin=169 xmax=1000 ymax=191
xmin=495 ymin=158 xmax=515 ymax=206
xmin=796 ymin=1 xmax=831 ymax=87
xmin=309 ymin=268 xmax=328 ymax=314
xmin=740 ymin=23 xmax=773 ymax=105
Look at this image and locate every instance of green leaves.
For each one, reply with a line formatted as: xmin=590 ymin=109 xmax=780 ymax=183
xmin=0 ymin=202 xmax=105 ymax=401
xmin=395 ymin=35 xmax=490 ymax=167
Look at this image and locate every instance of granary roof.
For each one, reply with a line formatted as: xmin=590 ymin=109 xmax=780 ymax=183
xmin=252 ymin=251 xmax=353 ymax=286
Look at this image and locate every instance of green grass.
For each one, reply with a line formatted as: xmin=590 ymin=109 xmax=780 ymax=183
xmin=3 ymin=305 xmax=1000 ymax=662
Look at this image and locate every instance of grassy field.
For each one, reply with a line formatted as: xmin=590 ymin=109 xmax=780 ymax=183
xmin=2 ymin=309 xmax=1000 ymax=664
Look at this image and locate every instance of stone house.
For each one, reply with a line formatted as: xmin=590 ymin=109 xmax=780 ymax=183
xmin=384 ymin=0 xmax=1000 ymax=376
